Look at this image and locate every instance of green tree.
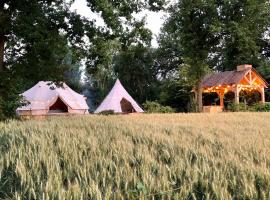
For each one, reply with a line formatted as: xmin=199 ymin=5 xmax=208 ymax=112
xmin=156 ymin=0 xmax=270 ymax=111
xmin=86 ymin=0 xmax=166 ymax=35
xmin=84 ymin=1 xmax=166 ymax=106
xmin=155 ymin=24 xmax=183 ymax=79
xmin=87 ymin=38 xmax=121 ymax=105
xmin=0 ymin=0 xmax=89 ymax=118
xmin=218 ymin=0 xmax=270 ymax=72
xmin=218 ymin=0 xmax=270 ymax=104
xmin=159 ymin=0 xmax=220 ymax=111
xmin=114 ymin=45 xmax=158 ymax=103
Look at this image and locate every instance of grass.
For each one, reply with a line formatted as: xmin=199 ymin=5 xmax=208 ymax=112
xmin=0 ymin=113 xmax=270 ymax=199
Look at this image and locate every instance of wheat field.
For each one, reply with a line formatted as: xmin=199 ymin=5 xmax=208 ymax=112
xmin=0 ymin=113 xmax=270 ymax=200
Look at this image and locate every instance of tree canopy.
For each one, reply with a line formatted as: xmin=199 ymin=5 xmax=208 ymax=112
xmin=0 ymin=0 xmax=85 ymax=118
xmin=0 ymin=0 xmax=270 ymax=117
xmin=156 ymin=0 xmax=270 ymax=111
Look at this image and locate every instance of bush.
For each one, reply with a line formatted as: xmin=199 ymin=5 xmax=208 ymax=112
xmin=142 ymin=101 xmax=175 ymax=113
xmin=0 ymin=95 xmax=26 ymax=121
xmin=98 ymin=110 xmax=115 ymax=115
xmin=227 ymin=103 xmax=248 ymax=112
xmin=0 ymin=97 xmax=5 ymax=120
xmin=0 ymin=74 xmax=26 ymax=120
xmin=251 ymin=103 xmax=270 ymax=112
xmin=227 ymin=102 xmax=270 ymax=112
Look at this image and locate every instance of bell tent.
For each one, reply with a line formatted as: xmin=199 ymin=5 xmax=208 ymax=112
xmin=17 ymin=81 xmax=89 ymax=116
xmin=94 ymin=79 xmax=144 ymax=114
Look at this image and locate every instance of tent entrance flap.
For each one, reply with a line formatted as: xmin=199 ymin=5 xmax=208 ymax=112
xmin=49 ymin=97 xmax=68 ymax=113
xmin=120 ymin=98 xmax=135 ymax=113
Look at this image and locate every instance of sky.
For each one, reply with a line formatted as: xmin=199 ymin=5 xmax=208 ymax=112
xmin=70 ymin=0 xmax=168 ymax=47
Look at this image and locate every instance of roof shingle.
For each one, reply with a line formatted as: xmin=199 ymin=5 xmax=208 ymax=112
xmin=200 ymin=70 xmax=249 ymax=88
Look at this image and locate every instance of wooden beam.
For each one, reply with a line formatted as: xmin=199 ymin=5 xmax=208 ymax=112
xmin=260 ymin=87 xmax=265 ymax=104
xmin=251 ymin=77 xmax=257 ymax=85
xmin=244 ymin=72 xmax=251 ymax=84
xmin=217 ymin=91 xmax=225 ymax=108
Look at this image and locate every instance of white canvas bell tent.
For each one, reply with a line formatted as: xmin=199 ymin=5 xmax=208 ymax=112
xmin=17 ymin=81 xmax=89 ymax=116
xmin=94 ymin=79 xmax=144 ymax=114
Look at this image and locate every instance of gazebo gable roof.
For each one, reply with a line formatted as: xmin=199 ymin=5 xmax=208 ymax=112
xmin=201 ymin=67 xmax=268 ymax=88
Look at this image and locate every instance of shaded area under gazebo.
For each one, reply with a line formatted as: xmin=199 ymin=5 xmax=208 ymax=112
xmin=199 ymin=65 xmax=268 ymax=112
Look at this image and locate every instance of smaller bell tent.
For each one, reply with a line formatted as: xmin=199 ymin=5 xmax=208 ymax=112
xmin=94 ymin=79 xmax=144 ymax=114
xmin=17 ymin=81 xmax=89 ymax=116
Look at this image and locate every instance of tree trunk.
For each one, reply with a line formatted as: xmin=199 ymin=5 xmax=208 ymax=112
xmin=0 ymin=36 xmax=4 ymax=72
xmin=0 ymin=1 xmax=5 ymax=72
xmin=194 ymin=84 xmax=203 ymax=112
xmin=197 ymin=86 xmax=203 ymax=112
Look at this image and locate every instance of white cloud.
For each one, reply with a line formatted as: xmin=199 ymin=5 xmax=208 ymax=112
xmin=133 ymin=10 xmax=168 ymax=47
xmin=70 ymin=0 xmax=105 ymax=26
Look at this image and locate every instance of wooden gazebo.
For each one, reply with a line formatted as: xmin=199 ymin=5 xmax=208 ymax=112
xmin=200 ymin=64 xmax=268 ymax=112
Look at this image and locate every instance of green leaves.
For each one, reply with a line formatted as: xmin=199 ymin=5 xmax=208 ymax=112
xmin=0 ymin=0 xmax=88 ymax=118
xmin=160 ymin=0 xmax=270 ymax=75
xmin=129 ymin=182 xmax=148 ymax=198
xmin=155 ymin=0 xmax=270 ymax=111
xmin=220 ymin=0 xmax=270 ymax=71
xmin=114 ymin=45 xmax=157 ymax=103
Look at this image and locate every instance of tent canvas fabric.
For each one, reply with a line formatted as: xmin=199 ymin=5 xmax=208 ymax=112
xmin=17 ymin=81 xmax=89 ymax=116
xmin=94 ymin=79 xmax=144 ymax=113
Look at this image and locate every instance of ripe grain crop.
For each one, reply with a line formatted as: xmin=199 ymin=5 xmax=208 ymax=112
xmin=0 ymin=113 xmax=270 ymax=199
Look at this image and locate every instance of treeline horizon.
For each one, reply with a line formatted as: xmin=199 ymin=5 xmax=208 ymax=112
xmin=0 ymin=0 xmax=270 ymax=118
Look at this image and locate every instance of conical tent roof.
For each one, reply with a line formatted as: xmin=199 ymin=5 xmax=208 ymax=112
xmin=94 ymin=79 xmax=144 ymax=113
xmin=17 ymin=81 xmax=89 ymax=115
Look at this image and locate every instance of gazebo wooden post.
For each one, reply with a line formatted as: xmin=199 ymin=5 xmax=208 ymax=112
xmin=200 ymin=65 xmax=268 ymax=112
xmin=259 ymin=87 xmax=265 ymax=104
xmin=234 ymin=85 xmax=240 ymax=104
xmin=218 ymin=91 xmax=225 ymax=108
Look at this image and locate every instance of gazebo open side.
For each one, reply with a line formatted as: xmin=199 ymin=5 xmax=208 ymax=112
xmin=199 ymin=65 xmax=268 ymax=112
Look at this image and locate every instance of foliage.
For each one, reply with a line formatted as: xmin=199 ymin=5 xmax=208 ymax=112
xmin=86 ymin=0 xmax=166 ymax=34
xmin=114 ymin=45 xmax=158 ymax=103
xmin=142 ymin=101 xmax=175 ymax=113
xmin=129 ymin=182 xmax=148 ymax=198
xmin=159 ymin=0 xmax=221 ymax=111
xmin=158 ymin=78 xmax=193 ymax=112
xmin=64 ymin=65 xmax=83 ymax=93
xmin=227 ymin=103 xmax=248 ymax=112
xmin=165 ymin=0 xmax=270 ymax=73
xmin=1 ymin=0 xmax=85 ymax=80
xmin=251 ymin=103 xmax=270 ymax=112
xmin=86 ymin=39 xmax=121 ymax=105
xmin=0 ymin=0 xmax=89 ymax=119
xmin=218 ymin=0 xmax=270 ymax=71
xmin=157 ymin=0 xmax=270 ymax=111
xmin=84 ymin=0 xmax=166 ymax=107
xmin=227 ymin=102 xmax=270 ymax=112
xmin=0 ymin=72 xmax=26 ymax=120
xmin=0 ymin=0 xmax=270 ymax=118
xmin=86 ymin=18 xmax=159 ymax=106
xmin=155 ymin=21 xmax=183 ymax=79
xmin=0 ymin=97 xmax=5 ymax=120
xmin=82 ymin=0 xmax=166 ymax=108
xmin=0 ymin=114 xmax=270 ymax=198
xmin=98 ymin=110 xmax=115 ymax=115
